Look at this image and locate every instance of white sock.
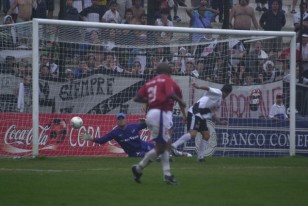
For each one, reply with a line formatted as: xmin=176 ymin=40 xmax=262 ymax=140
xmin=137 ymin=149 xmax=157 ymax=172
xmin=172 ymin=133 xmax=191 ymax=148
xmin=197 ymin=139 xmax=207 ymax=159
xmin=161 ymin=150 xmax=171 ymax=176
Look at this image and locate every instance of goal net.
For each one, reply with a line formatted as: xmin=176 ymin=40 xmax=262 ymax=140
xmin=0 ymin=19 xmax=305 ymax=158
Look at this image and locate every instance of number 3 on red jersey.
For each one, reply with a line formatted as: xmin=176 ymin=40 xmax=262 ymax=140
xmin=148 ymin=86 xmax=157 ymax=103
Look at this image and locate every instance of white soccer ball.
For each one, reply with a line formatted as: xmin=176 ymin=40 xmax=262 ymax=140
xmin=70 ymin=116 xmax=83 ymax=129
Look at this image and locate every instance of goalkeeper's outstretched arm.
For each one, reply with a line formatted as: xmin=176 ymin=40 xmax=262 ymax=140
xmin=80 ymin=131 xmax=114 ymax=144
xmin=80 ymin=132 xmax=94 ymax=141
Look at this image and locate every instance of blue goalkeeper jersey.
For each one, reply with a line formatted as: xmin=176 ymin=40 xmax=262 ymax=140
xmin=94 ymin=123 xmax=154 ymax=157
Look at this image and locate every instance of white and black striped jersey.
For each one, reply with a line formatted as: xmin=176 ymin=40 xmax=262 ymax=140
xmin=188 ymin=87 xmax=222 ymax=119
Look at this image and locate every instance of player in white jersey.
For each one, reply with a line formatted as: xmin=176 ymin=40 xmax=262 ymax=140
xmin=171 ymin=83 xmax=232 ymax=162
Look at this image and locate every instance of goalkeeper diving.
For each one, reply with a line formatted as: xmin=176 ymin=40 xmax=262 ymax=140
xmin=80 ymin=113 xmax=154 ymax=157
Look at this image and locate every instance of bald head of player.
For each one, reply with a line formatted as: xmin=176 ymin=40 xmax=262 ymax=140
xmin=156 ymin=63 xmax=172 ymax=75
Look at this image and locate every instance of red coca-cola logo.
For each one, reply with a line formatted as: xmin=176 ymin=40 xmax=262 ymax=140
xmin=4 ymin=124 xmax=50 ymax=146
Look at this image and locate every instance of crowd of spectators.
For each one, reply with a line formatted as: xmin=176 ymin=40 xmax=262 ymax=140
xmin=0 ymin=0 xmax=308 ymax=85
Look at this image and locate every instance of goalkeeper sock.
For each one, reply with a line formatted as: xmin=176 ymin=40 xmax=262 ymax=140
xmin=161 ymin=150 xmax=171 ymax=176
xmin=137 ymin=149 xmax=157 ymax=171
xmin=172 ymin=133 xmax=191 ymax=148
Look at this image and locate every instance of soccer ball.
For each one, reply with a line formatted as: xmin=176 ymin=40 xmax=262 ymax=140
xmin=70 ymin=116 xmax=83 ymax=129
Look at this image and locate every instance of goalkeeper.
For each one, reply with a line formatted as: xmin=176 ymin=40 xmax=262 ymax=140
xmin=80 ymin=113 xmax=154 ymax=157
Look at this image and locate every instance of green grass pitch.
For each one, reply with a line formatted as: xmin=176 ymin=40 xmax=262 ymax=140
xmin=0 ymin=156 xmax=308 ymax=206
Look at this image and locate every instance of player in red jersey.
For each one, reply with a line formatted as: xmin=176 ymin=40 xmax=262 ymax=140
xmin=131 ymin=63 xmax=186 ymax=185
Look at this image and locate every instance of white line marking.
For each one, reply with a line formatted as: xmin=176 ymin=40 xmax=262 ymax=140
xmin=0 ymin=166 xmax=306 ymax=173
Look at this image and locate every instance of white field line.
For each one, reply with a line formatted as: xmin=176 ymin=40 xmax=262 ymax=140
xmin=0 ymin=166 xmax=306 ymax=173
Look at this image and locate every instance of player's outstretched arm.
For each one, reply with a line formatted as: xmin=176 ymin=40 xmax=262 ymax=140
xmin=192 ymin=82 xmax=210 ymax=91
xmin=212 ymin=114 xmax=228 ymax=125
xmin=80 ymin=132 xmax=94 ymax=141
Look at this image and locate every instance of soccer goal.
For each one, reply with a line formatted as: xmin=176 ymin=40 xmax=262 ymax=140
xmin=0 ymin=18 xmax=305 ymax=158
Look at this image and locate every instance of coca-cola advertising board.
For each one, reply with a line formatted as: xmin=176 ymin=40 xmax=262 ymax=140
xmin=0 ymin=113 xmax=148 ymax=157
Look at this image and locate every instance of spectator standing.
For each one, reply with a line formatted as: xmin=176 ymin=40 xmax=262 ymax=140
xmin=269 ymin=94 xmax=288 ymax=120
xmin=80 ymin=0 xmax=107 ymax=22
xmin=7 ymin=0 xmax=32 ymax=42
xmin=47 ymin=0 xmax=55 ymax=19
xmin=186 ymin=0 xmax=219 ymax=44
xmin=1 ymin=0 xmax=10 ymax=14
xmin=293 ymin=2 xmax=308 ymax=35
xmin=259 ymin=0 xmax=286 ymax=32
xmin=102 ymin=1 xmax=121 ymax=23
xmin=154 ymin=8 xmax=174 ymax=62
xmin=33 ymin=0 xmax=47 ymax=19
xmin=61 ymin=0 xmax=80 ymax=21
xmin=259 ymin=0 xmax=286 ymax=53
xmin=211 ymin=0 xmax=223 ymax=22
xmin=230 ymin=0 xmax=260 ymax=30
xmin=7 ymin=0 xmax=32 ymax=22
xmin=267 ymin=0 xmax=282 ymax=11
xmin=131 ymin=0 xmax=145 ymax=22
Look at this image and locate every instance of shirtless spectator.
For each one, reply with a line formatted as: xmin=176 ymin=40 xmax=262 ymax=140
xmin=7 ymin=0 xmax=32 ymax=41
xmin=132 ymin=0 xmax=145 ymax=22
xmin=230 ymin=0 xmax=260 ymax=30
xmin=7 ymin=0 xmax=32 ymax=22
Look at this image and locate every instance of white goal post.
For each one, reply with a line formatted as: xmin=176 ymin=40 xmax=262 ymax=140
xmin=0 ymin=19 xmax=296 ymax=157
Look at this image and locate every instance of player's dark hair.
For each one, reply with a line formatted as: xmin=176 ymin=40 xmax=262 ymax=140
xmin=156 ymin=63 xmax=172 ymax=75
xmin=221 ymin=84 xmax=232 ymax=94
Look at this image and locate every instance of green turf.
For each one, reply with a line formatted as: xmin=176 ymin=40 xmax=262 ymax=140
xmin=0 ymin=156 xmax=307 ymax=206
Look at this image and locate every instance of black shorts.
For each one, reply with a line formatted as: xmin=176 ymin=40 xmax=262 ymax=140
xmin=186 ymin=112 xmax=208 ymax=132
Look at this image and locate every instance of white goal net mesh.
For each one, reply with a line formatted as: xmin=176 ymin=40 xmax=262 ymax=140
xmin=0 ymin=20 xmax=306 ymax=158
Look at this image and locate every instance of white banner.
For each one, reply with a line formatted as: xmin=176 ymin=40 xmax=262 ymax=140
xmin=0 ymin=74 xmax=283 ymax=118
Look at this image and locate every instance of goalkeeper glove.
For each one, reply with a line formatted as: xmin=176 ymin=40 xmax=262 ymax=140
xmin=80 ymin=132 xmax=94 ymax=141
